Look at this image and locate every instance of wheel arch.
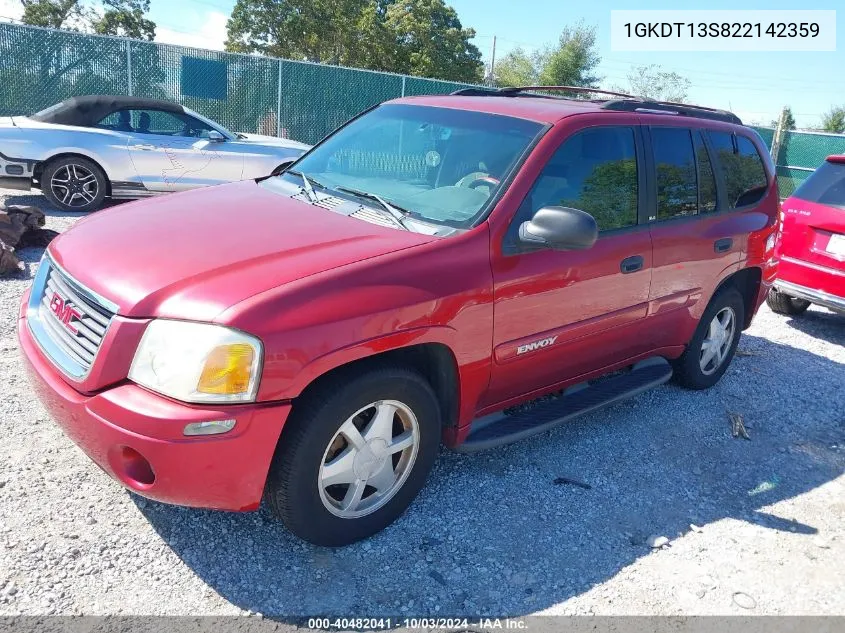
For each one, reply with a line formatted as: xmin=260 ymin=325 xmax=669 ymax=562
xmin=713 ymin=266 xmax=763 ymax=329
xmin=35 ymin=152 xmax=112 ymax=196
xmin=292 ymin=342 xmax=461 ymax=432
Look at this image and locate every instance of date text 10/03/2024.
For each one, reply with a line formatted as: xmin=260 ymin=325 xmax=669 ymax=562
xmin=306 ymin=618 xmax=528 ymax=630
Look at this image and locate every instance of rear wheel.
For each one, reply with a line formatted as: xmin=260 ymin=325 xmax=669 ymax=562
xmin=766 ymin=289 xmax=811 ymax=315
xmin=673 ymin=286 xmax=745 ymax=390
xmin=42 ymin=157 xmax=107 ymax=213
xmin=265 ymin=366 xmax=441 ymax=546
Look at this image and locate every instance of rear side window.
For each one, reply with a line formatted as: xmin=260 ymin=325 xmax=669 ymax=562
xmin=516 ymin=126 xmax=638 ymax=232
xmin=708 ymin=131 xmax=768 ymax=208
xmin=651 ymin=128 xmax=697 ymax=220
xmin=792 ymin=160 xmax=845 ymax=210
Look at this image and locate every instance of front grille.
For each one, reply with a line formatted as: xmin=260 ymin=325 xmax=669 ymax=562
xmin=29 ymin=260 xmax=116 ymax=377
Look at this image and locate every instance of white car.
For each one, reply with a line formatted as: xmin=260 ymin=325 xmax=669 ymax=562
xmin=0 ymin=95 xmax=311 ymax=212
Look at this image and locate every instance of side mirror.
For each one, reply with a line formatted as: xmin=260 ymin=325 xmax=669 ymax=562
xmin=207 ymin=130 xmax=225 ymax=142
xmin=518 ymin=206 xmax=598 ymax=251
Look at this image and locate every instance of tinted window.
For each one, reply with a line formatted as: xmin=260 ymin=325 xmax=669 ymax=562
xmin=652 ymin=128 xmax=697 ymax=220
xmin=515 ymin=127 xmax=638 ymax=232
xmin=97 ymin=109 xmax=216 ymax=138
xmin=708 ymin=131 xmax=768 ymax=208
xmin=694 ymin=132 xmax=717 ymax=213
xmin=792 ymin=160 xmax=845 ymax=210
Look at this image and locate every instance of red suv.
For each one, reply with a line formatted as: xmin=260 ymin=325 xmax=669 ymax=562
xmin=18 ymin=88 xmax=779 ymax=546
xmin=767 ymin=155 xmax=845 ymax=315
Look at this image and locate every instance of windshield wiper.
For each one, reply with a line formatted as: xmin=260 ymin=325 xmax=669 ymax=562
xmin=335 ymin=186 xmax=413 ymax=231
xmin=288 ymin=169 xmax=327 ymax=203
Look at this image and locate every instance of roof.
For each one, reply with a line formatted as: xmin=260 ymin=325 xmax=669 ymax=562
xmin=392 ymin=90 xmax=743 ymax=126
xmin=392 ymin=94 xmax=603 ymax=125
xmin=30 ymin=95 xmax=184 ymax=127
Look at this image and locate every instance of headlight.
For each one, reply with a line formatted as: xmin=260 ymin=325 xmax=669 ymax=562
xmin=128 ymin=320 xmax=263 ymax=403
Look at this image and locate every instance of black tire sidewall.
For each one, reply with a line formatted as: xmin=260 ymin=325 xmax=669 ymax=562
xmin=676 ymin=287 xmax=745 ymax=390
xmin=43 ymin=157 xmax=108 ymax=212
xmin=268 ymin=369 xmax=441 ymax=546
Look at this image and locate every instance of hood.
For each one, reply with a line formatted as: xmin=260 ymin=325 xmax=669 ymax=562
xmin=48 ymin=180 xmax=435 ymax=321
xmin=237 ymin=133 xmax=311 ymax=150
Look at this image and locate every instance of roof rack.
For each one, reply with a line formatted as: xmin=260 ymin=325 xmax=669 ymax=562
xmin=602 ymin=99 xmax=742 ymax=125
xmin=448 ymin=85 xmax=743 ymax=125
xmin=450 ymin=85 xmax=638 ymax=100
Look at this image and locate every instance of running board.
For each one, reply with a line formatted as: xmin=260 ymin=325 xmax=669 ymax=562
xmin=456 ymin=357 xmax=673 ymax=453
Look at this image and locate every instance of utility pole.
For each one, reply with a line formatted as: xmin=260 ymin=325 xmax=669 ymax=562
xmin=487 ymin=36 xmax=497 ymax=87
xmin=771 ymin=106 xmax=786 ymax=163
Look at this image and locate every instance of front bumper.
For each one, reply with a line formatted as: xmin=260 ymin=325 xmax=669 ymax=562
xmin=773 ymin=278 xmax=845 ymax=314
xmin=18 ymin=313 xmax=291 ymax=511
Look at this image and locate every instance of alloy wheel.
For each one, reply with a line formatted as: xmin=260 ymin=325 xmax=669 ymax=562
xmin=50 ymin=164 xmax=99 ymax=208
xmin=699 ymin=306 xmax=736 ymax=375
xmin=318 ymin=399 xmax=420 ymax=519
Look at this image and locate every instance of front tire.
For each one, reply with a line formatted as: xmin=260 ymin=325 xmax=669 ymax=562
xmin=42 ymin=157 xmax=108 ymax=213
xmin=265 ymin=366 xmax=441 ymax=546
xmin=673 ymin=286 xmax=745 ymax=390
xmin=766 ymin=289 xmax=811 ymax=315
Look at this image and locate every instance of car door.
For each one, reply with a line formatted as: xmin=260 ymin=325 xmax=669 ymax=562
xmin=485 ymin=124 xmax=654 ymax=407
xmin=120 ymin=109 xmax=244 ymax=192
xmin=645 ymin=126 xmax=764 ymax=349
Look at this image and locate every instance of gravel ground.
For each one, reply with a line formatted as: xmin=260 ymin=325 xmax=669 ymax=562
xmin=1 ymin=189 xmax=844 ymax=617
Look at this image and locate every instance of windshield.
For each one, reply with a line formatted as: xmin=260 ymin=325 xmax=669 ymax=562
xmin=283 ymin=104 xmax=544 ymax=229
xmin=792 ymin=160 xmax=845 ymax=210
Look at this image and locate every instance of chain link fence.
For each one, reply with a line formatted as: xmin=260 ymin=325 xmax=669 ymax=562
xmin=0 ymin=21 xmax=475 ymax=145
xmin=753 ymin=125 xmax=845 ymax=198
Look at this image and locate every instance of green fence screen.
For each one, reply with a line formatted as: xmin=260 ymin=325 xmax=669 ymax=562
xmin=0 ymin=21 xmax=475 ymax=145
xmin=753 ymin=125 xmax=845 ymax=198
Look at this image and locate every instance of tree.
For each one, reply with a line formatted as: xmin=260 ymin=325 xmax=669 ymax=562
xmin=621 ymin=64 xmax=690 ymax=102
xmin=536 ymin=23 xmax=600 ymax=87
xmin=20 ymin=0 xmax=155 ymax=36
xmin=92 ymin=0 xmax=156 ymax=40
xmin=772 ymin=107 xmax=796 ymax=130
xmin=493 ymin=23 xmax=601 ymax=90
xmin=225 ymin=0 xmax=482 ymax=82
xmin=821 ymin=107 xmax=845 ymax=134
xmin=493 ymin=47 xmax=536 ymax=87
xmin=383 ymin=0 xmax=482 ymax=82
xmin=20 ymin=0 xmax=89 ymax=29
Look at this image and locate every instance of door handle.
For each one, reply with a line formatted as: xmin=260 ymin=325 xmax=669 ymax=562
xmin=620 ymin=255 xmax=644 ymax=274
xmin=131 ymin=144 xmax=156 ymax=151
xmin=714 ymin=237 xmax=733 ymax=253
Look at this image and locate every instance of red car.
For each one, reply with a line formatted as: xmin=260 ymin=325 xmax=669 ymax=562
xmin=767 ymin=155 xmax=845 ymax=315
xmin=18 ymin=88 xmax=779 ymax=546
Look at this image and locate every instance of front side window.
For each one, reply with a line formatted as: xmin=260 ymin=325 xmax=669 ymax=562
xmin=708 ymin=131 xmax=768 ymax=208
xmin=792 ymin=159 xmax=845 ymax=210
xmin=652 ymin=127 xmax=697 ymax=220
xmin=513 ymin=126 xmax=639 ymax=233
xmin=279 ymin=104 xmax=544 ymax=229
xmin=97 ymin=109 xmax=216 ymax=138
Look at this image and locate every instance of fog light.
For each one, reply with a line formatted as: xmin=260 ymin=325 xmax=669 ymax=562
xmin=183 ymin=419 xmax=236 ymax=436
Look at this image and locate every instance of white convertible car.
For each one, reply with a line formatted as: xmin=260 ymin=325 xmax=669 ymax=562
xmin=0 ymin=95 xmax=311 ymax=211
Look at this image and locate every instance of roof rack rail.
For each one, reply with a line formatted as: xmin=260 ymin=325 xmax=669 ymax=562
xmin=448 ymin=86 xmax=743 ymax=125
xmin=602 ymin=99 xmax=742 ymax=125
xmin=499 ymin=85 xmax=639 ymax=99
xmin=450 ymin=85 xmax=639 ymax=100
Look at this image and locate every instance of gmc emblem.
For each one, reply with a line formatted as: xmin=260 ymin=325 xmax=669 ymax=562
xmin=50 ymin=292 xmax=81 ymax=335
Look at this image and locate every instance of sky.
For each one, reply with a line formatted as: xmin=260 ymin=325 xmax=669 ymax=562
xmin=1 ymin=0 xmax=842 ymax=129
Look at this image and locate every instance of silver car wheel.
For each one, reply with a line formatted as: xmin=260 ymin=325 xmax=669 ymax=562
xmin=318 ymin=399 xmax=420 ymax=519
xmin=50 ymin=164 xmax=99 ymax=208
xmin=699 ymin=306 xmax=736 ymax=375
